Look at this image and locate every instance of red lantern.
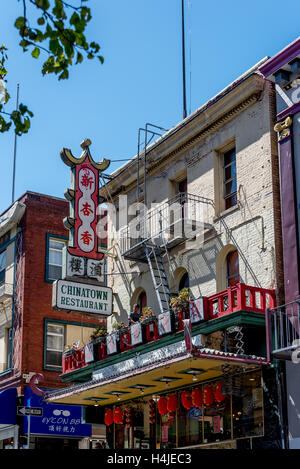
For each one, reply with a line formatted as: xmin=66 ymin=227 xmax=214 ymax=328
xmin=158 ymin=397 xmax=168 ymax=416
xmin=149 ymin=399 xmax=156 ymax=424
xmin=113 ymin=407 xmax=124 ymax=425
xmin=181 ymin=390 xmax=193 ymax=409
xmin=104 ymin=409 xmax=114 ymax=426
xmin=167 ymin=395 xmax=178 ymax=413
xmin=215 ymin=382 xmax=226 ymax=402
xmin=125 ymin=406 xmax=133 ymax=428
xmin=192 ymin=387 xmax=203 ymax=407
xmin=204 ymin=385 xmax=214 ymax=406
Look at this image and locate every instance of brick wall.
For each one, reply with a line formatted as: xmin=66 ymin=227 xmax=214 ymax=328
xmin=0 ymin=192 xmax=106 ymax=394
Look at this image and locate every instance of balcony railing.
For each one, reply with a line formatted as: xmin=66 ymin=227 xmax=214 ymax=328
xmin=209 ymin=283 xmax=276 ymax=319
xmin=62 ymin=283 xmax=275 ymax=374
xmin=266 ymin=298 xmax=300 ymax=360
xmin=119 ymin=193 xmax=213 ymax=261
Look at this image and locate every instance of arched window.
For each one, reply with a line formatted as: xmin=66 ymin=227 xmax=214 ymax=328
xmin=137 ymin=291 xmax=147 ymax=313
xmin=179 ymin=272 xmax=189 ymax=291
xmin=226 ymin=249 xmax=239 ymax=287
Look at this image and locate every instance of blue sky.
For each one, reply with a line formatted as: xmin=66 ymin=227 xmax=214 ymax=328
xmin=0 ymin=0 xmax=299 ymax=215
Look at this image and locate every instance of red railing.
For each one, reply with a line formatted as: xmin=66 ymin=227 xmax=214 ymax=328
xmin=62 ymin=283 xmax=276 ymax=373
xmin=62 ymin=347 xmax=86 ymax=374
xmin=208 ymin=283 xmax=276 ymax=319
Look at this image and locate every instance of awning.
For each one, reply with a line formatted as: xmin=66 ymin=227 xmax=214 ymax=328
xmin=45 ymin=343 xmax=269 ymax=407
xmin=0 ymin=387 xmax=17 ymax=425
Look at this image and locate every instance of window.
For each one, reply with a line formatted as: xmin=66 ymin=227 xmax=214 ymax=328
xmin=179 ymin=272 xmax=189 ymax=291
xmin=223 ymin=148 xmax=237 ymax=210
xmin=226 ymin=250 xmax=240 ymax=287
xmin=45 ymin=323 xmax=65 ymax=369
xmin=137 ymin=291 xmax=147 ymax=314
xmin=47 ymin=236 xmax=67 ymax=282
xmin=0 ymin=250 xmax=6 ymax=285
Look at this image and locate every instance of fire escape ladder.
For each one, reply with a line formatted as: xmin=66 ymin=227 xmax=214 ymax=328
xmin=145 ymin=244 xmax=173 ymax=315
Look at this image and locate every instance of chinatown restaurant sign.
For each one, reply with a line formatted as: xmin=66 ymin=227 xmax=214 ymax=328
xmin=52 ymin=279 xmax=112 ymax=316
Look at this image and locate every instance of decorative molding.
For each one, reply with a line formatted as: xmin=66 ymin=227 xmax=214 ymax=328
xmin=274 ymin=116 xmax=293 ymax=141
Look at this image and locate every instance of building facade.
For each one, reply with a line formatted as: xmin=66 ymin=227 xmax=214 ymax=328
xmin=46 ymin=59 xmax=286 ymax=449
xmin=259 ymin=36 xmax=300 ymax=449
xmin=0 ymin=191 xmax=106 ymax=449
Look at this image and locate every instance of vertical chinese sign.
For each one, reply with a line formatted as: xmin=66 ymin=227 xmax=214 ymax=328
xmin=52 ymin=139 xmax=113 ymax=315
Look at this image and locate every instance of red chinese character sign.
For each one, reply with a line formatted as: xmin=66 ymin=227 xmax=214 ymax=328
xmin=60 ymin=138 xmax=110 ymax=262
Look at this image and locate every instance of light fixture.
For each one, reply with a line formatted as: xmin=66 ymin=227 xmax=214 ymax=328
xmin=165 ymin=382 xmax=170 ymax=388
xmin=117 ymin=394 xmax=121 ymax=401
xmin=193 ymin=375 xmax=197 ymax=382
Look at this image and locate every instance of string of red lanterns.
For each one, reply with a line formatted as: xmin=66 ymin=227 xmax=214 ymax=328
xmin=104 ymin=382 xmax=227 ymax=427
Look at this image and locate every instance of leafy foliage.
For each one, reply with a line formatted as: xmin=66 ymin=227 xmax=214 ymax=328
xmin=0 ymin=1 xmax=102 ymax=135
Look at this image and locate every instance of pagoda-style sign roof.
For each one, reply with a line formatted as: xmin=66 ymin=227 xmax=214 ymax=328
xmin=60 ymin=138 xmax=111 ymax=172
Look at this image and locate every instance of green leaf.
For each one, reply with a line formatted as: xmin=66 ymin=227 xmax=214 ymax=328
xmin=31 ymin=47 xmax=40 ymax=59
xmin=35 ymin=0 xmax=50 ymax=10
xmin=15 ymin=17 xmax=26 ymax=29
xmin=98 ymin=55 xmax=104 ymax=64
xmin=76 ymin=52 xmax=83 ymax=64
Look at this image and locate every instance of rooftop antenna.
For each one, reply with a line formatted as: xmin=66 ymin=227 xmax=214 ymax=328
xmin=181 ymin=0 xmax=187 ymax=119
xmin=11 ymin=83 xmax=20 ymax=204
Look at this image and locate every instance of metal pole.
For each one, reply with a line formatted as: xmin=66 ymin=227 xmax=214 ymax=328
xmin=27 ymin=414 xmax=31 ymax=449
xmin=11 ymin=83 xmax=20 ymax=204
xmin=181 ymin=0 xmax=187 ymax=119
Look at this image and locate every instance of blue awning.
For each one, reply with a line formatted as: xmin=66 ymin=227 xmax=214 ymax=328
xmin=0 ymin=387 xmax=16 ymax=425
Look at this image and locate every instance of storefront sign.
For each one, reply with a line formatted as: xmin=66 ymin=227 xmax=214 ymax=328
xmin=61 ymin=139 xmax=110 ymax=261
xmin=63 ymin=248 xmax=105 ymax=282
xmin=52 ymin=279 xmax=112 ymax=316
xmin=130 ymin=322 xmax=143 ymax=346
xmin=93 ymin=334 xmax=203 ymax=381
xmin=24 ymin=387 xmax=91 ymax=438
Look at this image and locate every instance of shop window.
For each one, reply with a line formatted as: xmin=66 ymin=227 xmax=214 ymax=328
xmin=223 ymin=148 xmax=237 ymax=210
xmin=226 ymin=249 xmax=240 ymax=287
xmin=0 ymin=250 xmax=6 ymax=286
xmin=232 ymin=371 xmax=263 ymax=439
xmin=46 ymin=235 xmax=67 ymax=282
xmin=45 ymin=323 xmax=65 ymax=370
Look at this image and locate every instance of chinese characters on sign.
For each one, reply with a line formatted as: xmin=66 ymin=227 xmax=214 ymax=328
xmin=60 ymin=139 xmax=110 ymax=261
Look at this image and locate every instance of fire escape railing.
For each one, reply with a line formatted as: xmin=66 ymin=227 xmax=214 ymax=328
xmin=266 ymin=299 xmax=300 ymax=360
xmin=119 ymin=192 xmax=212 ymax=255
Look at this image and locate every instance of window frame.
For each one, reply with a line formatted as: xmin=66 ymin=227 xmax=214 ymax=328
xmin=0 ymin=249 xmax=6 ymax=286
xmin=43 ymin=319 xmax=99 ymax=372
xmin=223 ymin=148 xmax=237 ymax=210
xmin=45 ymin=233 xmax=68 ymax=283
xmin=45 ymin=322 xmax=66 ymax=371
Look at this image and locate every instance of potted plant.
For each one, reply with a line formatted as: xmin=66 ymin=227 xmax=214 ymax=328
xmin=170 ymin=288 xmax=191 ymax=330
xmin=140 ymin=307 xmax=156 ymax=324
xmin=90 ymin=326 xmax=108 ymax=343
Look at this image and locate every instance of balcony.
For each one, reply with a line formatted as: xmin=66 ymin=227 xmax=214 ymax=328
xmin=119 ymin=193 xmax=213 ymax=262
xmin=62 ymin=283 xmax=275 ymax=375
xmin=266 ymin=298 xmax=300 ymax=360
